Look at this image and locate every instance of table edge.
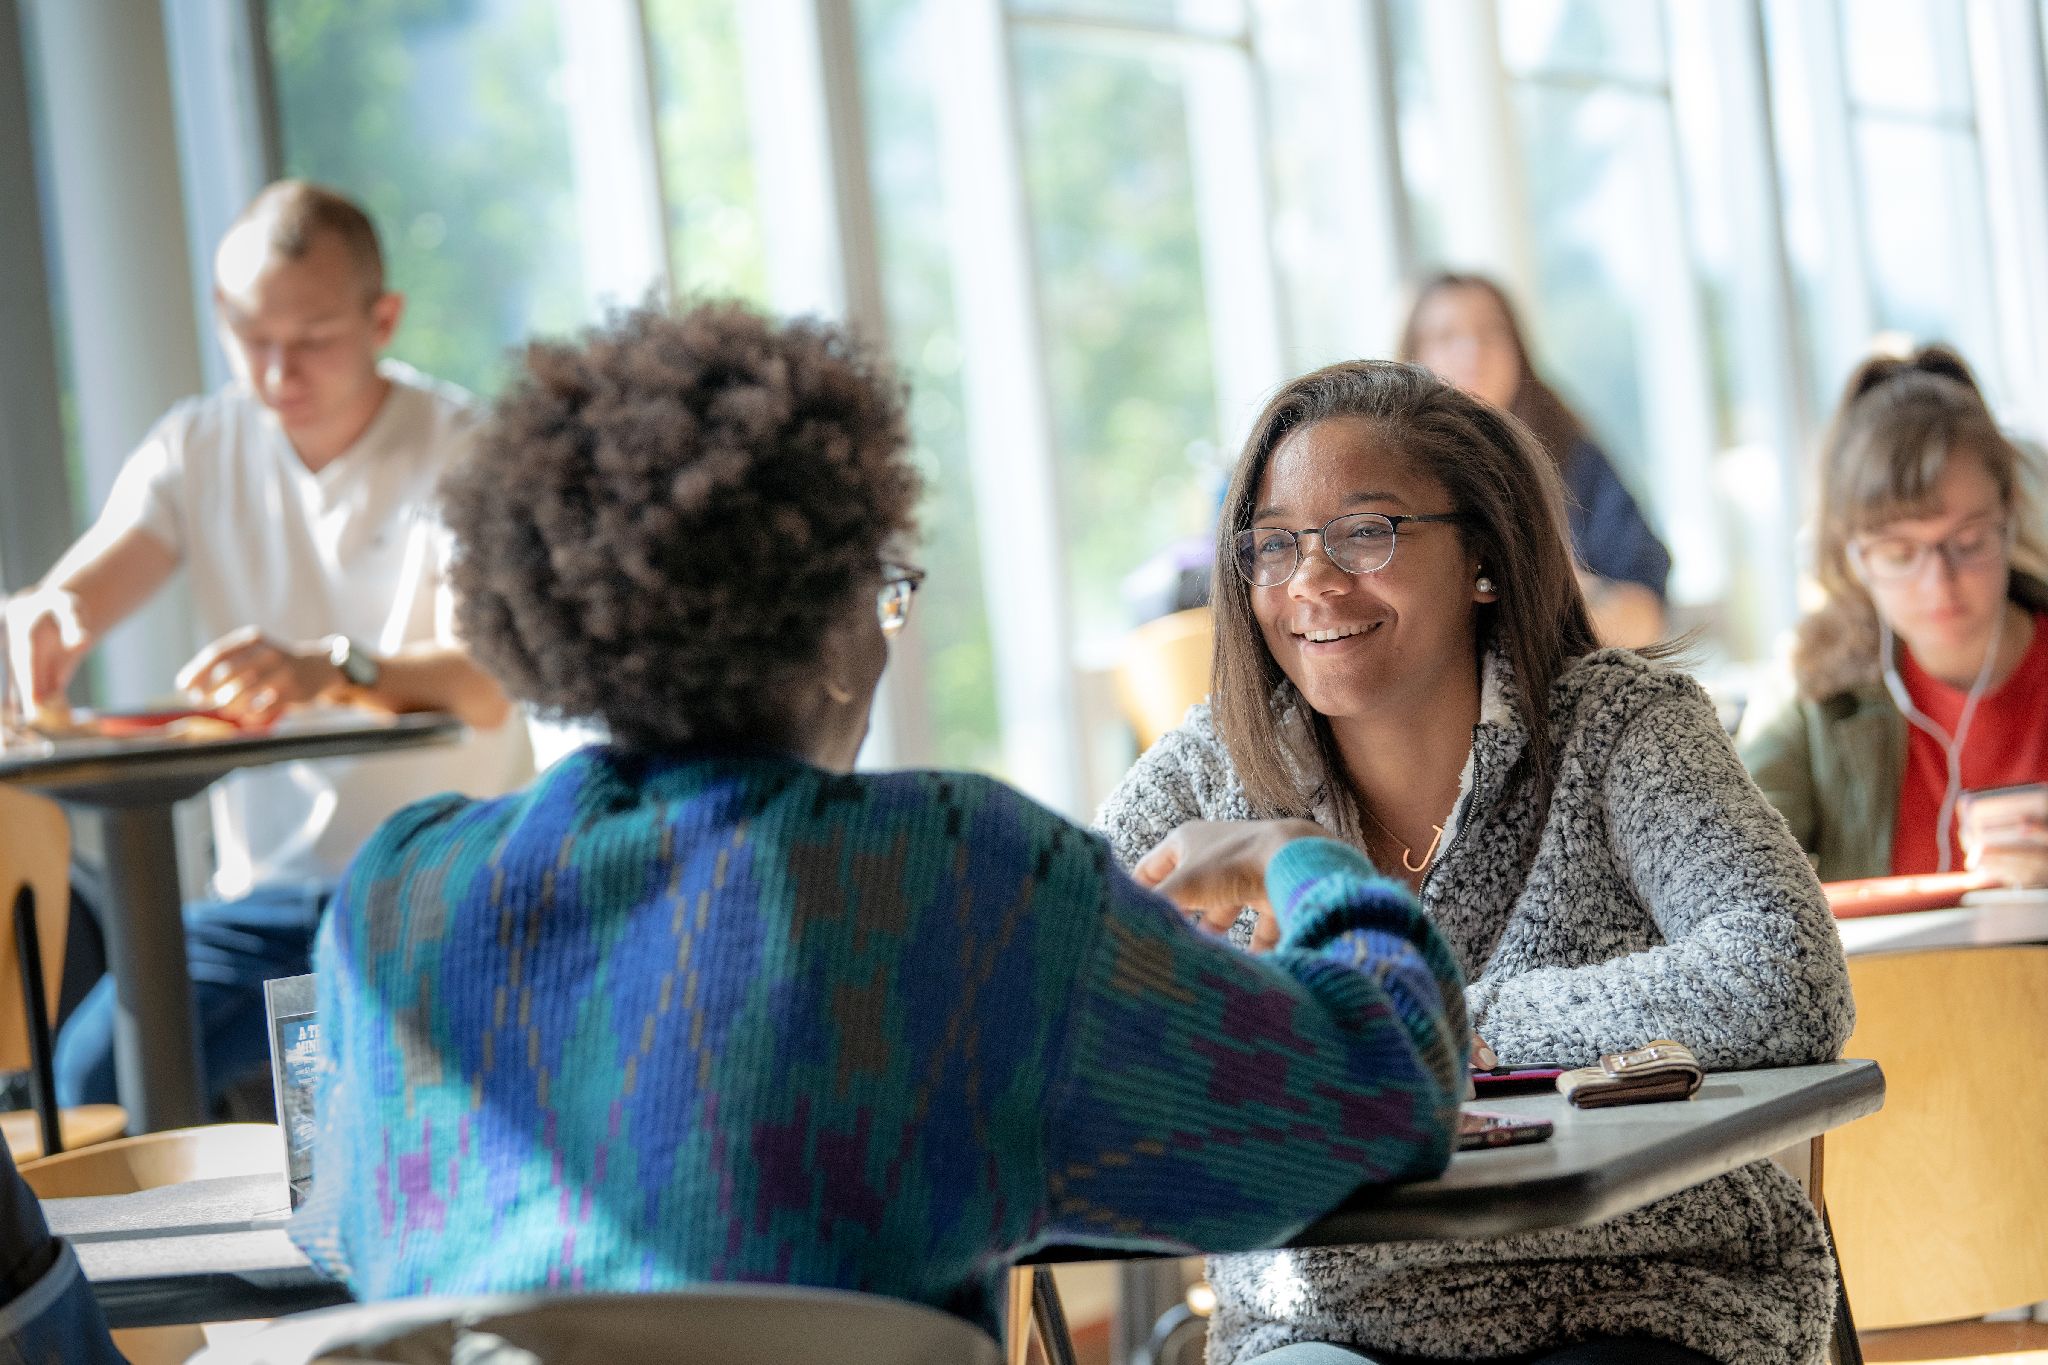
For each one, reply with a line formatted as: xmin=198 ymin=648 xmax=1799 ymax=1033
xmin=1285 ymin=1060 xmax=1886 ymax=1248
xmin=2 ymin=713 xmax=464 ymax=799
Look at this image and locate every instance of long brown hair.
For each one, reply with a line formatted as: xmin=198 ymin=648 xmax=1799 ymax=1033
xmin=1398 ymin=271 xmax=1587 ymax=469
xmin=1795 ymin=344 xmax=2048 ymax=699
xmin=1210 ymin=361 xmax=1600 ymax=836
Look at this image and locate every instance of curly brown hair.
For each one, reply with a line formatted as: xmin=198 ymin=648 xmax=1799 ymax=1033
xmin=441 ymin=302 xmax=920 ymax=749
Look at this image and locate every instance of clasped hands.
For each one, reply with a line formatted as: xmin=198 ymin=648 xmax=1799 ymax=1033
xmin=1135 ymin=817 xmax=1494 ymax=1070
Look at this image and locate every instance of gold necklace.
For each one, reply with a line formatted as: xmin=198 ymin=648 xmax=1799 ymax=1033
xmin=1360 ymin=801 xmax=1444 ymax=874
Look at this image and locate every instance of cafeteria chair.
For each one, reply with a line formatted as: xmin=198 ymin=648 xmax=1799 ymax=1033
xmin=1825 ymin=945 xmax=2048 ymax=1362
xmin=1114 ymin=607 xmax=1213 ymax=752
xmin=21 ymin=1123 xmax=287 ymax=1365
xmin=0 ymin=787 xmax=125 ymax=1162
xmin=18 ymin=1121 xmax=283 ymax=1198
xmin=189 ymin=1285 xmax=1003 ymax=1364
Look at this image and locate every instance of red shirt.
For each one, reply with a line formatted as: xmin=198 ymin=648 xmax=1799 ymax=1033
xmin=1891 ymin=612 xmax=2048 ymax=874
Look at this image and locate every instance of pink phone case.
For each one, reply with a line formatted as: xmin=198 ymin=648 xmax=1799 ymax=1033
xmin=1470 ymin=1065 xmax=1564 ymax=1095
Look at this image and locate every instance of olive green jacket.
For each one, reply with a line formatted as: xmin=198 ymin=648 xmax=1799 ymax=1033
xmin=1738 ymin=680 xmax=1905 ymax=883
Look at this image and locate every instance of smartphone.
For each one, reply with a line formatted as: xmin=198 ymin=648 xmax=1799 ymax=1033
xmin=1470 ymin=1064 xmax=1564 ymax=1095
xmin=1959 ymin=783 xmax=2048 ymax=848
xmin=1457 ymin=1109 xmax=1554 ymax=1151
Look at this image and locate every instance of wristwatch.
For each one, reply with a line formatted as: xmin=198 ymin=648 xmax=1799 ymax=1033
xmin=327 ymin=635 xmax=382 ymax=690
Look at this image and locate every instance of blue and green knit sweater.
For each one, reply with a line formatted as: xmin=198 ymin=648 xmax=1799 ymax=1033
xmin=290 ymin=746 xmax=1466 ymax=1336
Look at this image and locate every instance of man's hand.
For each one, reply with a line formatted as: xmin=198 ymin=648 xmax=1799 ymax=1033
xmin=177 ymin=628 xmax=342 ymax=725
xmin=3 ymin=589 xmax=92 ymax=711
xmin=1134 ymin=818 xmax=1331 ymax=951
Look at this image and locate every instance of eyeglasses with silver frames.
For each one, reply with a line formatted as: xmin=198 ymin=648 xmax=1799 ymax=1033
xmin=1231 ymin=512 xmax=1466 ymax=588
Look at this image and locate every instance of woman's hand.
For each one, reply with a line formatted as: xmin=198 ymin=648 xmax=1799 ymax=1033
xmin=1961 ymin=787 xmax=2048 ymax=889
xmin=1971 ymin=842 xmax=2048 ymax=890
xmin=1134 ymin=818 xmax=1331 ymax=951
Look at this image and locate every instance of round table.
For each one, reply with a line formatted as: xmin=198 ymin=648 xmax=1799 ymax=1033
xmin=0 ymin=711 xmax=462 ymax=1131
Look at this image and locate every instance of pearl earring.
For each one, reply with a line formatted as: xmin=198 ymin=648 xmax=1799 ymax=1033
xmin=1476 ymin=575 xmax=1497 ymax=595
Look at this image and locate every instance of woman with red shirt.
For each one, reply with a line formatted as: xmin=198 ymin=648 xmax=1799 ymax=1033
xmin=1742 ymin=344 xmax=2048 ymax=886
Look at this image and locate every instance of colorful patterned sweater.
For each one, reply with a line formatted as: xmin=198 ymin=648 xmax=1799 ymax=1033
xmin=290 ymin=747 xmax=1466 ymax=1338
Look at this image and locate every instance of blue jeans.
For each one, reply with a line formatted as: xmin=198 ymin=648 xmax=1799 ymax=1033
xmin=1246 ymin=1342 xmax=1717 ymax=1365
xmin=54 ymin=882 xmax=332 ymax=1111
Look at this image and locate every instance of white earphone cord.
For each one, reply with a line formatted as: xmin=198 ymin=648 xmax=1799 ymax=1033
xmin=1877 ymin=604 xmax=2006 ymax=874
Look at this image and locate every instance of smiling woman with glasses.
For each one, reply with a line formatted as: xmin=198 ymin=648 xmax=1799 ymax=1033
xmin=1099 ymin=359 xmax=1852 ymax=1365
xmin=1742 ymin=344 xmax=2048 ymax=887
xmin=283 ymin=303 xmax=1471 ymax=1340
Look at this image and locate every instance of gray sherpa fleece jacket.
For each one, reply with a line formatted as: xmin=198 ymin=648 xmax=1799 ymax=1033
xmin=1096 ymin=648 xmax=1856 ymax=1365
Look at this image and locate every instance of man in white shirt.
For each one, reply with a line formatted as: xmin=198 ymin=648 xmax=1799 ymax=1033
xmin=4 ymin=181 xmax=528 ymax=1111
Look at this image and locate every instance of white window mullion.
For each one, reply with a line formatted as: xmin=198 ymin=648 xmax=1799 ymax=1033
xmin=1635 ymin=103 xmax=1723 ymax=610
xmin=1251 ymin=0 xmax=1411 ymax=366
xmin=555 ymin=0 xmax=673 ymax=313
xmin=1182 ymin=40 xmax=1287 ymax=453
xmin=162 ymin=0 xmax=278 ymax=391
xmin=1419 ymin=0 xmax=1534 ymax=296
xmin=1685 ymin=0 xmax=1815 ymax=633
xmin=932 ymin=0 xmax=1087 ymax=815
xmin=1788 ymin=0 xmax=1877 ymax=387
xmin=1966 ymin=0 xmax=2048 ymax=435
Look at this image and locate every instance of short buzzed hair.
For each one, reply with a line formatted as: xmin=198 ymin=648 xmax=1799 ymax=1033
xmin=225 ymin=180 xmax=385 ymax=300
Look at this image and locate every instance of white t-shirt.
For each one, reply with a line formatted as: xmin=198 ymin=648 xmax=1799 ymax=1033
xmin=97 ymin=360 xmax=532 ymax=898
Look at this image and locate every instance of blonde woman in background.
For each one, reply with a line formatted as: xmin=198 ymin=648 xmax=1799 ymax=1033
xmin=1742 ymin=344 xmax=2048 ymax=886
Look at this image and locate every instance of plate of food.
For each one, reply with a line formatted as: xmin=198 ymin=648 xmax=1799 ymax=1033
xmin=1820 ymin=871 xmax=1993 ymax=919
xmin=31 ymin=704 xmax=258 ymax=743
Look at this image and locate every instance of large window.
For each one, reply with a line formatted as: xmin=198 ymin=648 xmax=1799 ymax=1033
xmin=1013 ymin=18 xmax=1225 ymax=654
xmin=855 ymin=0 xmax=1002 ymax=769
xmin=223 ymin=0 xmax=2048 ymax=804
xmin=1765 ymin=0 xmax=2001 ymax=419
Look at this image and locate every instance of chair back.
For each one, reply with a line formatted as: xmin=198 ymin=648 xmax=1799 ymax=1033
xmin=19 ymin=1123 xmax=284 ymax=1198
xmin=190 ymin=1286 xmax=1002 ymax=1365
xmin=1828 ymin=945 xmax=2048 ymax=1329
xmin=1114 ymin=607 xmax=1213 ymax=752
xmin=0 ymin=787 xmax=70 ymax=1070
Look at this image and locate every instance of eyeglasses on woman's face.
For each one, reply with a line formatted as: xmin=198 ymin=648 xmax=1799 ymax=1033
xmin=1231 ymin=512 xmax=1466 ymax=588
xmin=1849 ymin=516 xmax=2010 ymax=584
xmin=878 ymin=562 xmax=925 ymax=635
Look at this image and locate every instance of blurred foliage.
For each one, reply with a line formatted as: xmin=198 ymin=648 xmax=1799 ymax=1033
xmin=268 ymin=0 xmax=582 ymax=397
xmin=1013 ymin=31 xmax=1220 ymax=650
xmin=644 ymin=0 xmax=767 ymax=301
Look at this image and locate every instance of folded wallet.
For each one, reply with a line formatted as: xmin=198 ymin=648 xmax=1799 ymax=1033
xmin=1557 ymin=1040 xmax=1703 ymax=1109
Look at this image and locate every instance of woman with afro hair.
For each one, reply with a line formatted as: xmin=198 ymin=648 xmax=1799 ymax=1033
xmin=286 ymin=301 xmax=1468 ymax=1343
